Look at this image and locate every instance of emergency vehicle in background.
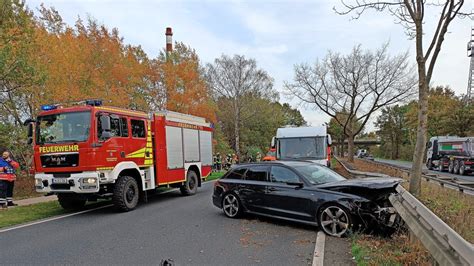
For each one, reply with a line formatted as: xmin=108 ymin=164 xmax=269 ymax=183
xmin=271 ymin=126 xmax=332 ymax=167
xmin=25 ymin=100 xmax=213 ymax=211
xmin=262 ymin=147 xmax=276 ymax=161
xmin=426 ymin=136 xmax=474 ymax=175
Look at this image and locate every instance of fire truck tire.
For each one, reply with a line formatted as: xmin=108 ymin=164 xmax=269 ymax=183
xmin=57 ymin=194 xmax=86 ymax=210
xmin=113 ymin=175 xmax=139 ymax=211
xmin=180 ymin=170 xmax=198 ymax=196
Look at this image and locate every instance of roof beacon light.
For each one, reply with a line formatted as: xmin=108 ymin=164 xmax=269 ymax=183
xmin=85 ymin=99 xmax=103 ymax=106
xmin=41 ymin=105 xmax=58 ymax=111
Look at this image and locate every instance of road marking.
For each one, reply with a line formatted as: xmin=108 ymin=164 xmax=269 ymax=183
xmin=312 ymin=231 xmax=326 ymax=266
xmin=0 ymin=187 xmax=191 ymax=234
xmin=0 ymin=204 xmax=113 ymax=234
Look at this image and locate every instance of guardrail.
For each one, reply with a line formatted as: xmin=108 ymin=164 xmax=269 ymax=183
xmin=333 ymin=157 xmax=474 ymax=265
xmin=358 ymin=158 xmax=474 ymax=196
xmin=390 ymin=186 xmax=474 ymax=266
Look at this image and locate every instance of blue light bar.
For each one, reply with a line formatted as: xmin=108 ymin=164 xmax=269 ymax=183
xmin=41 ymin=105 xmax=58 ymax=111
xmin=85 ymin=99 xmax=103 ymax=106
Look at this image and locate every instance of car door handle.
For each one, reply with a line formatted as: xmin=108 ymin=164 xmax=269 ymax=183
xmin=267 ymin=187 xmax=277 ymax=192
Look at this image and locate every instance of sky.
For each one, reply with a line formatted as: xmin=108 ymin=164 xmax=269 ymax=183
xmin=28 ymin=0 xmax=472 ymax=130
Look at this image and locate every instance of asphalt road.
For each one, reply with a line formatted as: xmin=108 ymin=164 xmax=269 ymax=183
xmin=375 ymin=158 xmax=474 ymax=182
xmin=0 ymin=182 xmax=319 ymax=265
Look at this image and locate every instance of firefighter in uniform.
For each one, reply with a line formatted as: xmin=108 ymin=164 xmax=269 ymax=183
xmin=216 ymin=153 xmax=222 ymax=171
xmin=0 ymin=151 xmax=19 ymax=209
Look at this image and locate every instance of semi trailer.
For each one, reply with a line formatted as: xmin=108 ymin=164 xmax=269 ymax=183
xmin=426 ymin=136 xmax=474 ymax=175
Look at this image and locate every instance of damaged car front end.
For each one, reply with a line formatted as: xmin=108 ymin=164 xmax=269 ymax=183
xmin=318 ymin=177 xmax=404 ymax=236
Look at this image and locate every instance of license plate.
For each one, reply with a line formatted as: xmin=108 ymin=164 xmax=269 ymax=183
xmin=52 ymin=178 xmax=68 ymax=184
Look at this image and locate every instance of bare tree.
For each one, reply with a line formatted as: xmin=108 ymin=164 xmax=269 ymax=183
xmin=286 ymin=43 xmax=416 ymax=162
xmin=335 ymin=0 xmax=470 ymax=196
xmin=206 ymin=55 xmax=274 ymax=158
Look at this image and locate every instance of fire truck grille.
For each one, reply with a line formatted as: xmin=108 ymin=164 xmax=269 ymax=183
xmin=40 ymin=153 xmax=79 ymax=168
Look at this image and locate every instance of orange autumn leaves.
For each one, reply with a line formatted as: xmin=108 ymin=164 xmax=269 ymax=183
xmin=7 ymin=3 xmax=215 ymax=123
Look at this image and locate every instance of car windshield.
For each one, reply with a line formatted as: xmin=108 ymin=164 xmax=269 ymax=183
xmin=278 ymin=137 xmax=326 ymax=160
xmin=292 ymin=163 xmax=346 ymax=185
xmin=37 ymin=111 xmax=91 ymax=144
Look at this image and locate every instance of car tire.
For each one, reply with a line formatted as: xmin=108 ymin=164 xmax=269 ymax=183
xmin=180 ymin=170 xmax=198 ymax=196
xmin=318 ymin=204 xmax=352 ymax=237
xmin=222 ymin=193 xmax=242 ymax=218
xmin=113 ymin=175 xmax=139 ymax=212
xmin=57 ymin=194 xmax=86 ymax=211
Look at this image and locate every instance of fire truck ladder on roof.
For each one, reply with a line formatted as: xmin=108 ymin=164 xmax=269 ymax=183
xmin=467 ymin=27 xmax=474 ymax=100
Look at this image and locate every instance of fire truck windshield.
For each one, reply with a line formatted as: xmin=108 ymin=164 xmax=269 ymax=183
xmin=278 ymin=137 xmax=326 ymax=160
xmin=37 ymin=111 xmax=91 ymax=144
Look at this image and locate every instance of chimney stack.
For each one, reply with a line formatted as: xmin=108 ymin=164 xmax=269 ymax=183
xmin=165 ymin=27 xmax=173 ymax=52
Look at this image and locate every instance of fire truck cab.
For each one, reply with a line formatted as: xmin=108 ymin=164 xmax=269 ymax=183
xmin=26 ymin=100 xmax=213 ymax=211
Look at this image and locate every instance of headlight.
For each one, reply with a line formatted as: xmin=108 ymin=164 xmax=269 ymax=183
xmin=35 ymin=178 xmax=42 ymax=186
xmin=82 ymin=178 xmax=97 ymax=184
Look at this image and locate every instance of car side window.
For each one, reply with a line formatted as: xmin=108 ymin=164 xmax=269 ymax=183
xmin=245 ymin=166 xmax=269 ymax=182
xmin=270 ymin=166 xmax=300 ymax=183
xmin=226 ymin=168 xmax=247 ymax=180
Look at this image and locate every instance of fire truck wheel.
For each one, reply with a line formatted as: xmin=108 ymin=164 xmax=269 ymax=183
xmin=57 ymin=194 xmax=86 ymax=210
xmin=113 ymin=176 xmax=139 ymax=211
xmin=180 ymin=170 xmax=198 ymax=196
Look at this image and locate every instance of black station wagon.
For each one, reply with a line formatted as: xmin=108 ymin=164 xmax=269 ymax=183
xmin=212 ymin=161 xmax=402 ymax=237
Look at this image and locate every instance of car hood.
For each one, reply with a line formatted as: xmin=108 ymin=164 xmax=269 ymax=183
xmin=314 ymin=177 xmax=403 ymax=201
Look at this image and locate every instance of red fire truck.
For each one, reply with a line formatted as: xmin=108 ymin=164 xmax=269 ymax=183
xmin=25 ymin=100 xmax=213 ymax=211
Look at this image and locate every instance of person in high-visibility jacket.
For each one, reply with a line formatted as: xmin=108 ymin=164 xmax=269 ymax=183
xmin=0 ymin=151 xmax=19 ymax=209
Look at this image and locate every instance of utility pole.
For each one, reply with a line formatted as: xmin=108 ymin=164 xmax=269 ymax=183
xmin=467 ymin=27 xmax=473 ymax=100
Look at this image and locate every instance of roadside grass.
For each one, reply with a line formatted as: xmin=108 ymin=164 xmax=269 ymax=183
xmin=352 ymin=158 xmax=474 ymax=243
xmin=206 ymin=171 xmax=225 ymax=181
xmin=0 ymin=200 xmax=112 ymax=229
xmin=334 ymin=157 xmax=474 ymax=265
xmin=351 ymin=233 xmax=430 ymax=266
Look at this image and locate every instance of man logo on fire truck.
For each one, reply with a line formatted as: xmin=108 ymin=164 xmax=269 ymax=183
xmin=25 ymin=100 xmax=213 ymax=212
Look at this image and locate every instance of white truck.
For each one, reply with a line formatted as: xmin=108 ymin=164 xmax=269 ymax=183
xmin=272 ymin=126 xmax=332 ymax=167
xmin=426 ymin=136 xmax=474 ymax=175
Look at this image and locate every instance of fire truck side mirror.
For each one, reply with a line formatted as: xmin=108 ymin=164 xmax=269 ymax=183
xmin=27 ymin=123 xmax=34 ymax=145
xmin=99 ymin=115 xmax=112 ymax=140
xmin=271 ymin=137 xmax=276 ymax=149
xmin=327 ymin=134 xmax=332 ymax=146
xmin=23 ymin=118 xmax=35 ymax=145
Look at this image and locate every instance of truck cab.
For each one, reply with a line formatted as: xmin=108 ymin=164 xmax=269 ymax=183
xmin=274 ymin=126 xmax=332 ymax=167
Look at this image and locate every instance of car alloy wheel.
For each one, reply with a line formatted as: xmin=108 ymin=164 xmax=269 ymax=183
xmin=319 ymin=205 xmax=351 ymax=237
xmin=222 ymin=194 xmax=240 ymax=218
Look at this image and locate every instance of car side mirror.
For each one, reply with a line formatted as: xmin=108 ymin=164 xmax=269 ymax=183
xmin=286 ymin=181 xmax=304 ymax=188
